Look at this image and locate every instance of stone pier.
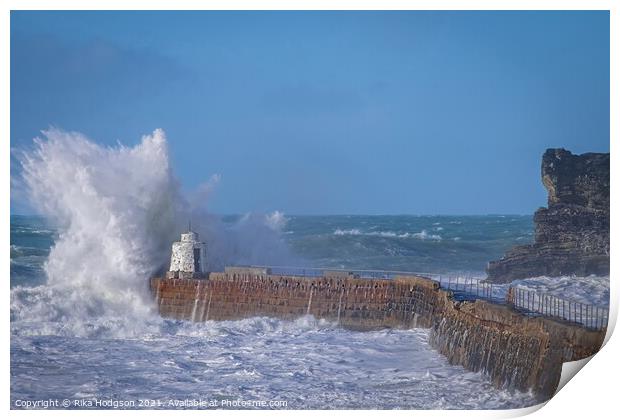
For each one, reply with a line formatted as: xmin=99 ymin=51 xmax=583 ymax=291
xmin=149 ymin=269 xmax=605 ymax=401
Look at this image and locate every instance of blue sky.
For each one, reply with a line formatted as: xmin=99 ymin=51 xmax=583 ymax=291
xmin=11 ymin=11 xmax=609 ymax=215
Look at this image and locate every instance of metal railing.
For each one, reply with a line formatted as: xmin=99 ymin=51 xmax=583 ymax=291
xmin=247 ymin=265 xmax=609 ymax=330
xmin=254 ymin=265 xmax=421 ymax=280
xmin=432 ymin=274 xmax=505 ymax=303
xmin=507 ymin=286 xmax=609 ymax=330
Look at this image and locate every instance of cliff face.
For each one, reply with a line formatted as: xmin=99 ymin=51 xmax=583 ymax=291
xmin=486 ymin=148 xmax=609 ymax=283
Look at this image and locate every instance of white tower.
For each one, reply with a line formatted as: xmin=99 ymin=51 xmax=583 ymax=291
xmin=168 ymin=230 xmax=208 ymax=279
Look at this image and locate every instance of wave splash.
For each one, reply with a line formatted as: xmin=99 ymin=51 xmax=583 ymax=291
xmin=12 ymin=128 xmax=292 ymax=338
xmin=333 ymin=228 xmax=442 ymax=240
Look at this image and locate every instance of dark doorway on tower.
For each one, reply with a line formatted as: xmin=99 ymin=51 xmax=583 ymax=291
xmin=193 ymin=248 xmax=201 ymax=272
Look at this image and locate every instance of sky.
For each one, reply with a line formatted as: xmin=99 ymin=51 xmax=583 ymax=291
xmin=10 ymin=11 xmax=610 ymax=215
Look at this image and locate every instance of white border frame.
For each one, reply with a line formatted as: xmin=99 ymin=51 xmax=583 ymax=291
xmin=2 ymin=2 xmax=616 ymax=419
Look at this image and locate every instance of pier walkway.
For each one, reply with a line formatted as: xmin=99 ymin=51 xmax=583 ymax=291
xmin=248 ymin=265 xmax=609 ymax=331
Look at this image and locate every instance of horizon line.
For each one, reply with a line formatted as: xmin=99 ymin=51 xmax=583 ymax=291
xmin=10 ymin=212 xmax=534 ymax=218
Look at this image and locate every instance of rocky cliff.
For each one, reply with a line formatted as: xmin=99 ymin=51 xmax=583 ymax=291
xmin=486 ymin=148 xmax=609 ymax=283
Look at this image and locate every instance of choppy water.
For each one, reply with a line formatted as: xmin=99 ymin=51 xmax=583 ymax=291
xmin=12 ymin=214 xmax=535 ymax=288
xmin=10 ymin=130 xmax=608 ymax=410
xmin=11 ymin=316 xmax=540 ymax=410
xmin=232 ymin=213 xmax=536 ymax=275
xmin=11 ymin=214 xmax=610 ymax=410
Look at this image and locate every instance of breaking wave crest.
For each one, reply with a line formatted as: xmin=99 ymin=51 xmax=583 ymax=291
xmin=12 ymin=128 xmax=292 ymax=338
xmin=333 ymin=228 xmax=442 ymax=240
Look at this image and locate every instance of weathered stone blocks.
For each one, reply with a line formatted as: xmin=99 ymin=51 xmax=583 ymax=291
xmin=150 ymin=271 xmax=604 ymax=401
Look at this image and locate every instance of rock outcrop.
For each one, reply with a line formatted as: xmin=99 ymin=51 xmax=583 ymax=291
xmin=486 ymin=148 xmax=609 ymax=283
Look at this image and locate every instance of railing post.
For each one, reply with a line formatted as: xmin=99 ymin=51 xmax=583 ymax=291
xmin=550 ymin=297 xmax=553 ymax=317
xmin=562 ymin=299 xmax=566 ymax=320
xmin=515 ymin=288 xmax=518 ymax=307
xmin=549 ymin=296 xmax=553 ymax=316
xmin=606 ymin=308 xmax=609 ymax=329
xmin=551 ymin=296 xmax=555 ymax=317
xmin=527 ymin=290 xmax=531 ymax=311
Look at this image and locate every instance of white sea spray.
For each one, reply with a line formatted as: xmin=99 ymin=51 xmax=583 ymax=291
xmin=13 ymin=128 xmax=292 ymax=338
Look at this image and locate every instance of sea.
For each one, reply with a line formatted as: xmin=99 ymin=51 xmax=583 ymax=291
xmin=10 ymin=214 xmax=609 ymax=410
xmin=10 ymin=130 xmax=609 ymax=410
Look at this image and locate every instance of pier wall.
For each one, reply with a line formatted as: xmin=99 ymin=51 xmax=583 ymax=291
xmin=427 ymin=297 xmax=604 ymax=398
xmin=149 ymin=271 xmax=605 ymax=400
xmin=150 ymin=272 xmax=440 ymax=329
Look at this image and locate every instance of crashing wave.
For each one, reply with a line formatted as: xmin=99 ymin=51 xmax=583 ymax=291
xmin=12 ymin=128 xmax=292 ymax=338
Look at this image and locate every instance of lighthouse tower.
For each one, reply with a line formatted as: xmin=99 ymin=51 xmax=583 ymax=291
xmin=167 ymin=230 xmax=208 ymax=279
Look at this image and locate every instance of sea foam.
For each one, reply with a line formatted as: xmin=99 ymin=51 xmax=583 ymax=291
xmin=13 ymin=128 xmax=292 ymax=338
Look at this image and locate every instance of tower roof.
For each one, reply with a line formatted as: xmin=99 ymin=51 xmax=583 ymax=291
xmin=180 ymin=231 xmax=199 ymax=242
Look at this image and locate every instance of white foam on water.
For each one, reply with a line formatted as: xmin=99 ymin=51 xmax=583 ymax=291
xmin=509 ymin=275 xmax=609 ymax=308
xmin=332 ymin=228 xmax=442 ymax=240
xmin=8 ymin=128 xmax=583 ymax=409
xmin=12 ymin=128 xmax=293 ymax=338
xmin=411 ymin=230 xmax=442 ymax=241
xmin=333 ymin=228 xmax=362 ymax=236
xmin=10 ymin=316 xmax=540 ymax=409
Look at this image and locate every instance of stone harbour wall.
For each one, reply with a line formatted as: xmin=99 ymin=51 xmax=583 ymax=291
xmin=150 ymin=270 xmax=605 ymax=401
xmin=151 ymin=272 xmax=440 ymax=329
xmin=427 ymin=297 xmax=604 ymax=398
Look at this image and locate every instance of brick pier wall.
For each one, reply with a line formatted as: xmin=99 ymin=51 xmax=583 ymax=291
xmin=149 ymin=271 xmax=605 ymax=400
